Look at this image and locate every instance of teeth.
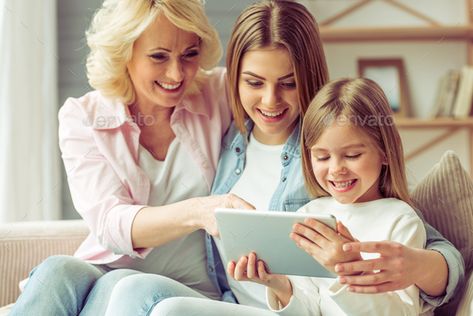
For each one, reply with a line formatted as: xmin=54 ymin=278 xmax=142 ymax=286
xmin=259 ymin=109 xmax=284 ymax=117
xmin=332 ymin=180 xmax=355 ymax=188
xmin=157 ymin=81 xmax=182 ymax=90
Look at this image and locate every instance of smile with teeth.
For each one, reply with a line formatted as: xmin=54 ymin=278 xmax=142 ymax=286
xmin=258 ymin=109 xmax=286 ymax=118
xmin=330 ymin=179 xmax=356 ymax=189
xmin=156 ymin=81 xmax=182 ymax=90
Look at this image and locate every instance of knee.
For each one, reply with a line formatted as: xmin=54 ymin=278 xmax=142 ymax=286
xmin=32 ymin=255 xmax=101 ymax=285
xmin=112 ymin=274 xmax=175 ymax=298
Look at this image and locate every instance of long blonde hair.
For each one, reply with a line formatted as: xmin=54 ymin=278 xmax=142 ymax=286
xmin=301 ymin=78 xmax=412 ymax=205
xmin=226 ymin=0 xmax=329 ymax=134
xmin=86 ymin=0 xmax=222 ymax=103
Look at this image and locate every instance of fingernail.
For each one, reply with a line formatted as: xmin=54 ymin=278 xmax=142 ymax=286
xmin=335 ymin=265 xmax=343 ymax=272
xmin=339 ymin=277 xmax=346 ymax=284
xmin=348 ymin=286 xmax=355 ymax=292
xmin=342 ymin=244 xmax=351 ymax=251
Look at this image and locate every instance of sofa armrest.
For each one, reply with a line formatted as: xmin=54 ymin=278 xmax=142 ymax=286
xmin=456 ymin=272 xmax=473 ymax=316
xmin=0 ymin=220 xmax=88 ymax=306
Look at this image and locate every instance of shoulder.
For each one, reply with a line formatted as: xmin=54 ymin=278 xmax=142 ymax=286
xmin=297 ymin=197 xmax=332 ymax=213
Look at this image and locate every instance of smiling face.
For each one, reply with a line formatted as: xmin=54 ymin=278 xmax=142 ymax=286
xmin=127 ymin=14 xmax=201 ymax=108
xmin=238 ymin=47 xmax=300 ymax=145
xmin=310 ymin=122 xmax=385 ymax=204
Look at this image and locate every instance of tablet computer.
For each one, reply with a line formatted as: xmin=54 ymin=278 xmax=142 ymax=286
xmin=215 ymin=208 xmax=337 ymax=278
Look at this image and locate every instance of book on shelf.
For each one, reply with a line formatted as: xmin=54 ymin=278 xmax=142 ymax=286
xmin=433 ymin=70 xmax=461 ymax=118
xmin=452 ymin=66 xmax=473 ymax=118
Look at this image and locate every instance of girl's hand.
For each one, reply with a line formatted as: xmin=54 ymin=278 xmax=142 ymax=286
xmin=195 ymin=194 xmax=255 ymax=237
xmin=227 ymin=252 xmax=293 ymax=306
xmin=290 ymin=219 xmax=362 ymax=274
xmin=334 ymin=241 xmax=448 ymax=295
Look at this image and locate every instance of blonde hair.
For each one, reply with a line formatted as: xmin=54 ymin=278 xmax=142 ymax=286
xmin=226 ymin=0 xmax=329 ymax=134
xmin=301 ymin=78 xmax=412 ymax=205
xmin=86 ymin=0 xmax=222 ymax=103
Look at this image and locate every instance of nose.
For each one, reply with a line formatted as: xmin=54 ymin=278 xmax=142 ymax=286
xmin=329 ymin=158 xmax=347 ymax=176
xmin=166 ymin=59 xmax=184 ymax=82
xmin=261 ymin=86 xmax=278 ymax=108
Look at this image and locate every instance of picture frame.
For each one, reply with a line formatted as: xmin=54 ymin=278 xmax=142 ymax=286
xmin=358 ymin=58 xmax=411 ymax=117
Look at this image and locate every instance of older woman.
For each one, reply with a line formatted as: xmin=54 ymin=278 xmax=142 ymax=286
xmin=10 ymin=0 xmax=252 ymax=315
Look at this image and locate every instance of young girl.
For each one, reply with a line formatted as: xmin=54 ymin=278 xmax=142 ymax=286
xmin=243 ymin=77 xmax=428 ymax=315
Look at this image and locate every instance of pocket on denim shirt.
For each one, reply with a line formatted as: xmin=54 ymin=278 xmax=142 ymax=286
xmin=283 ymin=198 xmax=311 ymax=212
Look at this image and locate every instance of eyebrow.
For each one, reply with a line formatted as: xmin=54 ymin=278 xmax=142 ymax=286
xmin=313 ymin=144 xmax=367 ymax=152
xmin=241 ymin=71 xmax=294 ymax=81
xmin=150 ymin=43 xmax=200 ymax=53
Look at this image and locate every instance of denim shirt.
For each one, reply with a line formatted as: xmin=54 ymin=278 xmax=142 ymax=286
xmin=206 ymin=119 xmax=310 ymax=303
xmin=206 ymin=120 xmax=463 ymax=307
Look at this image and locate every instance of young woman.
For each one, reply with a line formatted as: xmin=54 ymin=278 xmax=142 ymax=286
xmin=238 ymin=78 xmax=429 ymax=315
xmin=104 ymin=1 xmax=463 ymax=315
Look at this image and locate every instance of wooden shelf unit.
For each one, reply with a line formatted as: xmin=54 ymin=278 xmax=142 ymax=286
xmin=320 ymin=26 xmax=473 ymax=42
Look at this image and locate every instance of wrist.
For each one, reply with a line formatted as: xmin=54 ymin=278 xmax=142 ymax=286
xmin=271 ymin=277 xmax=293 ymax=307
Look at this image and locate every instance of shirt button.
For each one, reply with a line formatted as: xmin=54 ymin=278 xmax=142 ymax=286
xmin=282 ymin=177 xmax=287 ymax=182
xmin=235 ymin=168 xmax=241 ymax=175
xmin=235 ymin=147 xmax=241 ymax=153
xmin=209 ymin=266 xmax=214 ymax=272
xmin=282 ymin=153 xmax=289 ymax=161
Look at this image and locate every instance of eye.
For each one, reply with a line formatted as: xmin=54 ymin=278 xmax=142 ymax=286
xmin=315 ymin=156 xmax=329 ymax=161
xmin=149 ymin=53 xmax=168 ymax=62
xmin=183 ymin=50 xmax=199 ymax=59
xmin=346 ymin=153 xmax=361 ymax=160
xmin=245 ymin=79 xmax=263 ymax=88
xmin=280 ymin=81 xmax=296 ymax=89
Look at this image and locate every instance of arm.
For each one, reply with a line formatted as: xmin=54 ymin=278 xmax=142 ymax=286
xmin=59 ymin=101 xmax=252 ymax=256
xmin=334 ymin=223 xmax=465 ymax=306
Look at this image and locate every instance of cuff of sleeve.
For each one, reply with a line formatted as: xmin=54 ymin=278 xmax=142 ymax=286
xmin=420 ymin=247 xmax=465 ymax=306
xmin=104 ymin=204 xmax=149 ymax=258
xmin=266 ymin=280 xmax=307 ymax=316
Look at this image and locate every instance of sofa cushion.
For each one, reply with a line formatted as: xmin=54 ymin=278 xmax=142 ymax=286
xmin=411 ymin=150 xmax=473 ymax=272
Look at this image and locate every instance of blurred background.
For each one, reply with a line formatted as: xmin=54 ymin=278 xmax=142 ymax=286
xmin=0 ymin=0 xmax=471 ymax=222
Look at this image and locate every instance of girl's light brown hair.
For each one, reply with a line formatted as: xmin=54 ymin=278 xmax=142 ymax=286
xmin=226 ymin=0 xmax=329 ymax=134
xmin=86 ymin=0 xmax=222 ymax=104
xmin=301 ymin=78 xmax=412 ymax=205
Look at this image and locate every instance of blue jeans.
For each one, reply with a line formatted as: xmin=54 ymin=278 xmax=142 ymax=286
xmin=103 ymin=273 xmax=209 ymax=316
xmin=9 ymin=255 xmax=140 ymax=316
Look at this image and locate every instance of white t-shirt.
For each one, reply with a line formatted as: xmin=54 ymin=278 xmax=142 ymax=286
xmin=266 ymin=197 xmax=428 ymax=316
xmin=216 ymin=133 xmax=284 ymax=308
xmin=108 ymin=140 xmax=219 ymax=299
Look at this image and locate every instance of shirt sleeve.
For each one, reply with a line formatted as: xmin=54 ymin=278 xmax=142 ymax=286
xmin=421 ymin=222 xmax=465 ymax=306
xmin=266 ymin=276 xmax=321 ymax=316
xmin=58 ymin=99 xmax=148 ymax=258
xmin=326 ymin=214 xmax=426 ymax=316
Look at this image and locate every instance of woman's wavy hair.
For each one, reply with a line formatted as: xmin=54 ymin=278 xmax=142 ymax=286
xmin=86 ymin=0 xmax=222 ymax=103
xmin=226 ymin=0 xmax=329 ymax=134
xmin=301 ymin=78 xmax=412 ymax=205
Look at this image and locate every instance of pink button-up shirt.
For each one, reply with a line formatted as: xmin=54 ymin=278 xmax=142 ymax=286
xmin=58 ymin=68 xmax=231 ymax=264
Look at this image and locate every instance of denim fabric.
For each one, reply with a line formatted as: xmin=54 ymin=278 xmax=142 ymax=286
xmin=206 ymin=120 xmax=311 ymax=303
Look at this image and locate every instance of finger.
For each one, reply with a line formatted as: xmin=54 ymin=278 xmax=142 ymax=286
xmin=347 ymin=281 xmax=404 ymax=293
xmin=291 ymin=232 xmax=322 ymax=256
xmin=234 ymin=256 xmax=248 ymax=281
xmin=342 ymin=241 xmax=401 ymax=257
xmin=336 ymin=221 xmax=355 ymax=242
xmin=335 ymin=258 xmax=386 ymax=274
xmin=303 ymin=219 xmax=338 ymax=241
xmin=339 ymin=271 xmax=391 ymax=286
xmin=247 ymin=252 xmax=257 ymax=279
xmin=227 ymin=261 xmax=236 ymax=278
xmin=292 ymin=223 xmax=327 ymax=246
xmin=228 ymin=194 xmax=256 ymax=210
xmin=257 ymin=260 xmax=269 ymax=281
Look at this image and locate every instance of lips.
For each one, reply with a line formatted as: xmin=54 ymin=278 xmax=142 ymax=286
xmin=329 ymin=179 xmax=357 ymax=192
xmin=155 ymin=80 xmax=182 ymax=91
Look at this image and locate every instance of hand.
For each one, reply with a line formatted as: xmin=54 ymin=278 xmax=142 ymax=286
xmin=195 ymin=194 xmax=255 ymax=237
xmin=335 ymin=241 xmax=446 ymax=294
xmin=227 ymin=252 xmax=292 ymax=305
xmin=290 ymin=219 xmax=362 ymax=273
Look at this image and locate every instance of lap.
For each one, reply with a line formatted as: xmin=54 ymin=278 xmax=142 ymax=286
xmin=151 ymin=297 xmax=277 ymax=316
